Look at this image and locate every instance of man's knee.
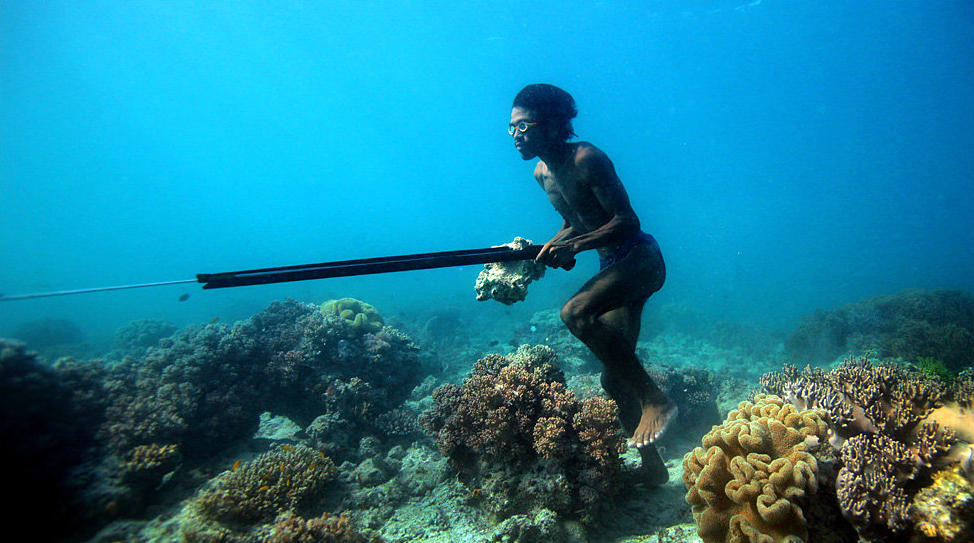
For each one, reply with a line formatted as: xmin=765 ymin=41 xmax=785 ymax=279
xmin=561 ymin=299 xmax=596 ymax=336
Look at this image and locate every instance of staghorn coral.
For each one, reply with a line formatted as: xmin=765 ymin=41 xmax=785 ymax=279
xmin=321 ymin=298 xmax=384 ymax=334
xmin=474 ymin=237 xmax=547 ymax=305
xmin=180 ymin=444 xmax=338 ymax=542
xmin=419 ymin=346 xmax=626 ymax=521
xmin=682 ymin=394 xmax=829 ymax=543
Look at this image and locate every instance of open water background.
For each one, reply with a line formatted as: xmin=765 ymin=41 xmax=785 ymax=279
xmin=2 ymin=0 xmax=972 ymax=349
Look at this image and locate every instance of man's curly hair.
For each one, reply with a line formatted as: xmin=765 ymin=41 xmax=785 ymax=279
xmin=513 ymin=84 xmax=578 ymax=141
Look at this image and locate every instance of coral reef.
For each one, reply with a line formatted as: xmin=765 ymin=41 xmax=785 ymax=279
xmin=762 ymin=356 xmax=972 ymax=542
xmin=0 ymin=339 xmax=101 ymax=540
xmin=420 ymin=345 xmax=626 ymax=521
xmin=785 ymin=289 xmax=974 ymax=372
xmin=475 ymin=237 xmax=547 ymax=305
xmin=99 ymin=322 xmax=266 ymax=458
xmin=112 ymin=319 xmax=178 ymax=356
xmin=180 ymin=444 xmax=338 ymax=541
xmin=322 ymin=298 xmax=384 ymax=334
xmin=266 ymin=512 xmax=384 ymax=542
xmin=2 ymin=298 xmax=420 ymax=539
xmin=682 ymin=394 xmax=829 ymax=543
xmin=647 ymin=365 xmax=723 ymax=439
xmin=911 ymin=465 xmax=974 ymax=543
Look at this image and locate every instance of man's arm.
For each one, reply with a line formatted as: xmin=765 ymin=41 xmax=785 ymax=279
xmin=563 ymin=147 xmax=640 ymax=254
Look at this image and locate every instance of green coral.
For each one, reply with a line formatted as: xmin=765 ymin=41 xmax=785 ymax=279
xmin=321 ymin=298 xmax=384 ymax=334
xmin=914 ymin=356 xmax=955 ymax=384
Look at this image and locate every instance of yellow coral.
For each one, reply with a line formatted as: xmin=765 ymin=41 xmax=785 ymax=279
xmin=321 ymin=298 xmax=383 ymax=334
xmin=911 ymin=465 xmax=974 ymax=542
xmin=683 ymin=394 xmax=828 ymax=543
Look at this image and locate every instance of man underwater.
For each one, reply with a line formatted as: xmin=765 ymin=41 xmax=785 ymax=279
xmin=510 ymin=84 xmax=676 ymax=484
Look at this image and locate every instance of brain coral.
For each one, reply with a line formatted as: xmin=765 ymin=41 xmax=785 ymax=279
xmin=682 ymin=394 xmax=829 ymax=543
xmin=321 ymin=298 xmax=384 ymax=334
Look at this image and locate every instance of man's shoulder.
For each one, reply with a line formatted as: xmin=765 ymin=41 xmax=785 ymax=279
xmin=573 ymin=141 xmax=607 ymax=160
xmin=572 ymin=142 xmax=612 ymax=170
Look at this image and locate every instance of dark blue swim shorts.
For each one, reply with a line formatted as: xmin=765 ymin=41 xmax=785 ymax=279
xmin=599 ymin=231 xmax=660 ymax=270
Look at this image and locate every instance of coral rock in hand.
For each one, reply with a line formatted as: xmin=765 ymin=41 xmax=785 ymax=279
xmin=475 ymin=237 xmax=546 ymax=305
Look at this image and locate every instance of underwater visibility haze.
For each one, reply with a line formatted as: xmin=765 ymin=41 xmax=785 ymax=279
xmin=1 ymin=1 xmax=972 ymax=542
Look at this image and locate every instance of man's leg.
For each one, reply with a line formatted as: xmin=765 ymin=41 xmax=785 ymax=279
xmin=559 ymin=244 xmax=676 ymax=449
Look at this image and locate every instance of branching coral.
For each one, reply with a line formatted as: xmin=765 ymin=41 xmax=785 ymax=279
xmin=180 ymin=445 xmax=338 ymax=541
xmin=267 ymin=512 xmax=383 ymax=543
xmin=120 ymin=443 xmax=181 ymax=489
xmin=112 ymin=319 xmax=178 ymax=355
xmin=419 ymin=345 xmax=626 ymax=521
xmin=682 ymin=394 xmax=829 ymax=543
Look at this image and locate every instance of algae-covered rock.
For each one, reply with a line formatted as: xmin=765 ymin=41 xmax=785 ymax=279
xmin=475 ymin=237 xmax=546 ymax=305
xmin=322 ymin=298 xmax=384 ymax=334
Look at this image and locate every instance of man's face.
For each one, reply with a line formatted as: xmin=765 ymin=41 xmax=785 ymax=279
xmin=510 ymin=107 xmax=543 ymax=160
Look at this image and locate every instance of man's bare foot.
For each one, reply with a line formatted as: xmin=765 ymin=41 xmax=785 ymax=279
xmin=628 ymin=402 xmax=678 ymax=449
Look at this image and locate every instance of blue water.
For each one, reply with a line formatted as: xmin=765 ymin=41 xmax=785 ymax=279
xmin=2 ymin=0 xmax=972 ymax=347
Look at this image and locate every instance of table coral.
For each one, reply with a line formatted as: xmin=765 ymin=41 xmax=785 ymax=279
xmin=682 ymin=394 xmax=829 ymax=543
xmin=419 ymin=345 xmax=626 ymax=521
xmin=474 ymin=237 xmax=546 ymax=305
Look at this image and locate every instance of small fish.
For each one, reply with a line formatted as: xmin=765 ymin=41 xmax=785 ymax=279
xmin=259 ymin=485 xmax=270 ymax=491
xmin=178 ymin=293 xmax=190 ymax=302
xmin=281 ymin=445 xmax=295 ymax=452
xmin=209 ymin=317 xmax=220 ymax=324
xmin=232 ymin=459 xmax=242 ymax=470
xmin=488 ymin=340 xmax=499 ymax=347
